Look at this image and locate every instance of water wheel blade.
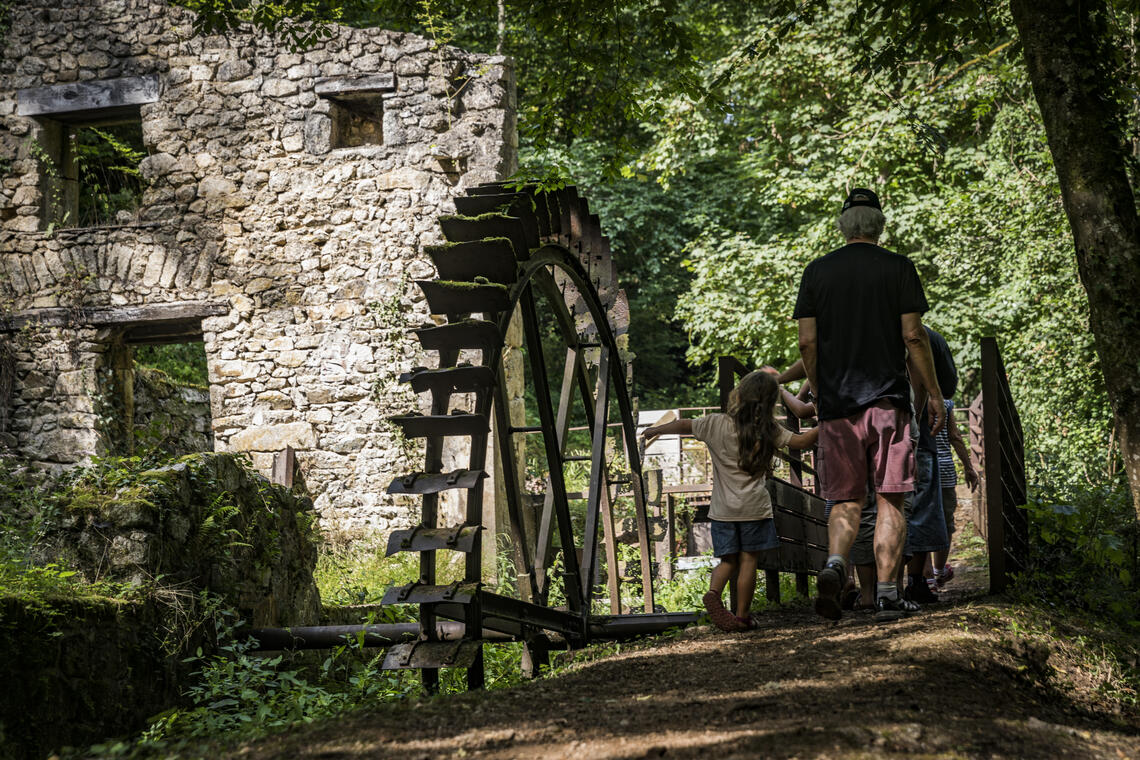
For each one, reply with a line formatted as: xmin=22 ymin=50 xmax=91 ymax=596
xmin=399 ymin=365 xmax=495 ymax=396
xmin=386 ymin=469 xmax=486 ymax=496
xmin=385 ymin=524 xmax=481 ymax=556
xmin=439 ymin=214 xmax=529 ymax=260
xmin=388 ymin=413 xmax=489 ymax=439
xmin=382 ymin=640 xmax=481 ymax=670
xmin=464 ymin=182 xmax=509 ymax=196
xmin=414 ymin=320 xmax=500 ymax=353
xmin=415 ymin=280 xmax=511 ymax=316
xmin=381 ymin=582 xmax=480 ymax=605
xmin=529 ymin=190 xmax=554 ymax=239
xmin=454 ymin=194 xmax=541 ymax=250
xmin=424 ymin=239 xmax=519 ymax=285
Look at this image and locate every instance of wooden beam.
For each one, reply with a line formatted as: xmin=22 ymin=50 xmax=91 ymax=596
xmin=16 ymin=76 xmax=159 ymax=121
xmin=0 ymin=301 xmax=228 ymax=331
xmin=271 ymin=447 xmax=295 ymax=489
xmin=981 ymin=337 xmax=1006 ymax=594
xmin=314 ymin=73 xmax=396 ymax=98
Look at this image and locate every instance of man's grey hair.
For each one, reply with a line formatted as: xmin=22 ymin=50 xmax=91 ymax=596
xmin=837 ymin=206 xmax=886 ymax=242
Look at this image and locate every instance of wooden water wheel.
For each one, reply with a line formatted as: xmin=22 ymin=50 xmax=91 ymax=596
xmin=383 ymin=182 xmax=686 ymax=691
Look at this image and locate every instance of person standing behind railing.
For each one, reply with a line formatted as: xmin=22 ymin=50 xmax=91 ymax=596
xmin=793 ymin=187 xmax=946 ymax=624
xmin=927 ymin=397 xmax=980 ymax=589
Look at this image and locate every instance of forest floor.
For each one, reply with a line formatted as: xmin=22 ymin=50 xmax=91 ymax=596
xmin=233 ymin=536 xmax=1140 ymax=760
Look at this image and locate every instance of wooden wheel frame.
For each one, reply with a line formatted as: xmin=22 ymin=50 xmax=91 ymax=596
xmin=385 ymin=183 xmax=663 ymax=691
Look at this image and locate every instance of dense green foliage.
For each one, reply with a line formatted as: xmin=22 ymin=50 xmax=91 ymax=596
xmin=134 ymin=343 xmax=210 ymax=388
xmin=74 ymin=123 xmax=147 ymax=228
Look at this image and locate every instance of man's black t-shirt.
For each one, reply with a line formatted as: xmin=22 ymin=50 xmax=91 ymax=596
xmin=792 ymin=242 xmax=929 ymax=421
xmin=917 ymin=326 xmax=958 ymax=453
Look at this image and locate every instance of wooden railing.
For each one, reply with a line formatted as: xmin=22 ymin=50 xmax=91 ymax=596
xmin=976 ymin=337 xmax=1028 ymax=592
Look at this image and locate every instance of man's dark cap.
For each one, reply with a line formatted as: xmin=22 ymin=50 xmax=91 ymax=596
xmin=841 ymin=188 xmax=881 ymax=213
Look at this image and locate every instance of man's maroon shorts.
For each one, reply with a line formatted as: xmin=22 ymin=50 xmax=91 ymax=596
xmin=817 ymin=400 xmax=914 ymax=501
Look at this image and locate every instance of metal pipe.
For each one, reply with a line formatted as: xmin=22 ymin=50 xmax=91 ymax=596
xmin=247 ymin=622 xmax=511 ymax=651
xmin=588 ymin=611 xmax=700 ymax=639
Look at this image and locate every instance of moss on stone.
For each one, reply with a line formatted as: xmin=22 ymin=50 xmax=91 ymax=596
xmin=439 ymin=212 xmax=518 ymax=223
xmin=433 ymin=279 xmax=509 ymax=293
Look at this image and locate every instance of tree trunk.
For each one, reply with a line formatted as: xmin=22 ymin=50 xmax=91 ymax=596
xmin=1010 ymin=0 xmax=1140 ymax=518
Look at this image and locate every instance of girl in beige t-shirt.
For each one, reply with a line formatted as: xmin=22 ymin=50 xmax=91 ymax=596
xmin=643 ymin=370 xmax=818 ymax=631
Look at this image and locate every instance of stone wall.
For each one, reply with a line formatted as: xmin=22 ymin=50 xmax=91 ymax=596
xmin=38 ymin=452 xmax=321 ymax=627
xmin=132 ymin=366 xmax=213 ymax=454
xmin=0 ymin=0 xmax=517 ymax=532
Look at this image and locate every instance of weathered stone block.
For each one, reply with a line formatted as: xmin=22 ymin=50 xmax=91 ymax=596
xmin=228 ymin=421 xmax=317 ymax=451
xmin=303 ymin=112 xmax=332 ymax=155
xmin=197 ymin=176 xmax=237 ymax=199
xmin=276 ymin=350 xmax=307 ymax=368
xmin=262 ymin=78 xmax=299 ymax=97
xmin=217 ymin=59 xmax=253 ymax=81
xmin=138 ymin=152 xmax=177 ymax=179
xmin=212 ymin=359 xmax=259 ymax=381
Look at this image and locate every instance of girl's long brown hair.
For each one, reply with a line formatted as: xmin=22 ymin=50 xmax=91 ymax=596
xmin=729 ymin=370 xmax=782 ymax=481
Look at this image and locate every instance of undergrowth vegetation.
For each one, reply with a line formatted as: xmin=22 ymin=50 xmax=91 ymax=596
xmin=1015 ymin=476 xmax=1140 ymax=629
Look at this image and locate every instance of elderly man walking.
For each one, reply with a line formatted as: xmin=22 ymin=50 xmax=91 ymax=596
xmin=793 ymin=188 xmax=946 ymax=623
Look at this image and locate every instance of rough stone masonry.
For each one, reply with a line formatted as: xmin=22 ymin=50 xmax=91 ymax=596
xmin=0 ymin=0 xmax=517 ymax=534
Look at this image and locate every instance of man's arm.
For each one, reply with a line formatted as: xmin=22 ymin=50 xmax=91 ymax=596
xmin=797 ymin=317 xmax=819 ymax=403
xmin=778 ymin=358 xmax=806 ymax=384
xmin=901 ymin=312 xmax=945 ymax=434
xmin=947 ymin=415 xmax=980 ymax=490
xmin=781 ymin=387 xmax=816 ymax=419
xmin=906 ymin=354 xmax=929 ymax=419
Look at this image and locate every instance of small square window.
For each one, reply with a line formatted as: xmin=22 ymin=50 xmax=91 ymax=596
xmin=329 ymin=99 xmax=383 ymax=149
xmin=313 ymin=74 xmax=396 ymax=152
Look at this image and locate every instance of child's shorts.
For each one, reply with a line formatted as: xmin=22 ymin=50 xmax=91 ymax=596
xmin=710 ymin=518 xmax=779 ymax=557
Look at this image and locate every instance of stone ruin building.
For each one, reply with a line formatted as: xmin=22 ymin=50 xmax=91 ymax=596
xmin=0 ymin=0 xmax=517 ymax=536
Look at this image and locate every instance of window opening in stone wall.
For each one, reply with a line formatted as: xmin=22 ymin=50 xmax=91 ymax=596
xmin=73 ymin=121 xmax=146 ymax=227
xmin=104 ymin=326 xmax=213 ymax=458
xmin=328 ymin=99 xmax=382 ymax=149
xmin=33 ymin=115 xmax=146 ymax=230
xmin=311 ymin=75 xmax=395 ymax=152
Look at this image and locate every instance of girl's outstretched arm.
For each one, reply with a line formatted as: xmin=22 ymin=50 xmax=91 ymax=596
xmin=786 ymin=426 xmax=819 ymax=450
xmin=642 ymin=418 xmax=693 ymax=441
xmin=947 ymin=415 xmax=980 ymax=491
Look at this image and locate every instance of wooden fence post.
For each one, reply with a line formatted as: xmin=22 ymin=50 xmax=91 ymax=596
xmin=272 ymin=446 xmax=295 ymax=489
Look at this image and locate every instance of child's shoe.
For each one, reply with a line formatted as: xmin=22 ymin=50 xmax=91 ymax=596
xmin=703 ymin=590 xmax=746 ymax=632
xmin=736 ymin=613 xmax=763 ymax=631
xmin=934 ymin=564 xmax=955 ymax=589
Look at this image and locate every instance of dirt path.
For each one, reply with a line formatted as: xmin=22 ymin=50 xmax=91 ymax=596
xmin=236 ymin=561 xmax=1140 ymax=759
